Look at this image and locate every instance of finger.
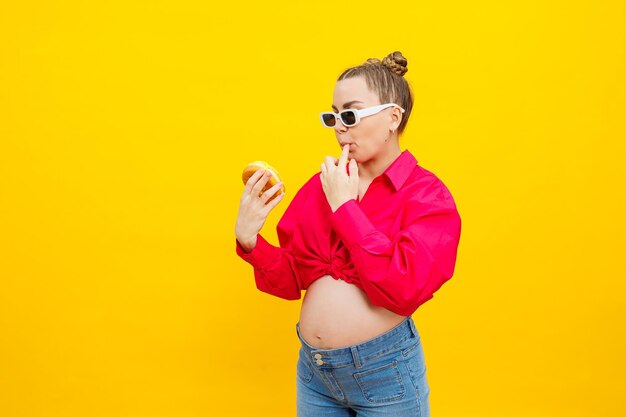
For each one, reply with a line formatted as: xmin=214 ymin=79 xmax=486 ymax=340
xmin=245 ymin=168 xmax=266 ymax=191
xmin=261 ymin=181 xmax=284 ymax=201
xmin=349 ymin=158 xmax=359 ymax=180
xmin=338 ymin=144 xmax=349 ymax=169
xmin=251 ymin=169 xmax=272 ymax=196
xmin=320 ymin=162 xmax=327 ymax=174
xmin=324 ymin=156 xmax=336 ymax=171
xmin=263 ymin=189 xmax=285 ymax=211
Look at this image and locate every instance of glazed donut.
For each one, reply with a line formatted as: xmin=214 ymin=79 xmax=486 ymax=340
xmin=242 ymin=161 xmax=285 ymax=202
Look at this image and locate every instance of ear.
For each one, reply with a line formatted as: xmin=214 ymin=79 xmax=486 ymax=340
xmin=390 ymin=106 xmax=403 ymax=130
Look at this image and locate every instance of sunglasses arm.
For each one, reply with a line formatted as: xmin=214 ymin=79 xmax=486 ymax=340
xmin=357 ymin=104 xmax=405 ymax=118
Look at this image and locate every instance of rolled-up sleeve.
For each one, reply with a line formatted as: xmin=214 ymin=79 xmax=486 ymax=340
xmin=329 ymin=179 xmax=462 ymax=316
xmin=235 ymin=177 xmax=313 ymax=301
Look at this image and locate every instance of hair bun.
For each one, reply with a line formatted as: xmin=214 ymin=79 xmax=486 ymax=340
xmin=381 ymin=51 xmax=408 ymax=76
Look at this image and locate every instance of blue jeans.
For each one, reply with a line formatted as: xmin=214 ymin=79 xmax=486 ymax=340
xmin=295 ymin=315 xmax=430 ymax=416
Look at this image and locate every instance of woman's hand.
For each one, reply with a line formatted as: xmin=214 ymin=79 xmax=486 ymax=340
xmin=320 ymin=144 xmax=359 ymax=212
xmin=235 ymin=168 xmax=285 ymax=252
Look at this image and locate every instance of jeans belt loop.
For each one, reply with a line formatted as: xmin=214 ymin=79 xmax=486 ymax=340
xmin=408 ymin=316 xmax=419 ymax=338
xmin=350 ymin=346 xmax=362 ymax=369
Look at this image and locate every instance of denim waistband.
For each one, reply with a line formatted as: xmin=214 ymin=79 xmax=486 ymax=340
xmin=295 ymin=315 xmax=420 ymax=369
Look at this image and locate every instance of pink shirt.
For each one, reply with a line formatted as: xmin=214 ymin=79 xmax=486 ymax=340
xmin=235 ymin=149 xmax=462 ymax=316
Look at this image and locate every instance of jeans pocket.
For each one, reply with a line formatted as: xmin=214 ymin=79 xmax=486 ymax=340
xmin=297 ymin=356 xmax=314 ymax=383
xmin=400 ymin=336 xmax=422 ymax=358
xmin=353 ymin=359 xmax=406 ymax=404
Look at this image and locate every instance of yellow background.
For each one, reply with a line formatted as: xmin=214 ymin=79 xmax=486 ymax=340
xmin=1 ymin=1 xmax=624 ymax=416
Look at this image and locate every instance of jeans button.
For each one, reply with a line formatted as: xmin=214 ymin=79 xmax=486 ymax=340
xmin=314 ymin=353 xmax=322 ymax=359
xmin=316 ymin=359 xmax=324 ymax=365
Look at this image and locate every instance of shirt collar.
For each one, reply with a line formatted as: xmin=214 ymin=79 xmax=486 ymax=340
xmin=382 ymin=149 xmax=418 ymax=192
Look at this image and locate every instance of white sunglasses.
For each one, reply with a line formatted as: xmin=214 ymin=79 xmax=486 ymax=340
xmin=320 ymin=103 xmax=405 ymax=128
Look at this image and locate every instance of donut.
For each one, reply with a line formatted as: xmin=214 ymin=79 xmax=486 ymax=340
xmin=242 ymin=160 xmax=285 ymax=202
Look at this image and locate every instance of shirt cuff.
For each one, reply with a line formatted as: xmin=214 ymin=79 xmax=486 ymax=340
xmin=235 ymin=234 xmax=280 ymax=271
xmin=329 ymin=199 xmax=378 ymax=249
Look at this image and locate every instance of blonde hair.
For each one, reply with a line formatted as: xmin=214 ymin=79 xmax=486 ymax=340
xmin=337 ymin=51 xmax=413 ymax=135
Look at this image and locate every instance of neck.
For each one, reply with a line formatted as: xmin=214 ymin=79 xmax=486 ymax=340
xmin=358 ymin=138 xmax=402 ymax=182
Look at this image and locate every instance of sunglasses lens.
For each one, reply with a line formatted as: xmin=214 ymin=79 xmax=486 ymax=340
xmin=322 ymin=113 xmax=336 ymax=127
xmin=341 ymin=110 xmax=357 ymax=126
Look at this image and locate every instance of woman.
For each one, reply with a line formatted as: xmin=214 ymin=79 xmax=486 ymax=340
xmin=235 ymin=51 xmax=462 ymax=417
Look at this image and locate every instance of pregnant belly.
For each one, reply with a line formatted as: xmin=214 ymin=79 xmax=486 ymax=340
xmin=298 ymin=274 xmax=407 ymax=349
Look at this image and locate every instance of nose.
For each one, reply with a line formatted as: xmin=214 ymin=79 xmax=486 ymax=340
xmin=334 ymin=115 xmax=348 ymax=133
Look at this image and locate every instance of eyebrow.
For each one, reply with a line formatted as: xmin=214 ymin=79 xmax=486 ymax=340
xmin=331 ymin=100 xmax=364 ymax=111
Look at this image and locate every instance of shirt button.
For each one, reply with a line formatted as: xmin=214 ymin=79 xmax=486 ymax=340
xmin=316 ymin=359 xmax=324 ymax=365
xmin=314 ymin=353 xmax=322 ymax=359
